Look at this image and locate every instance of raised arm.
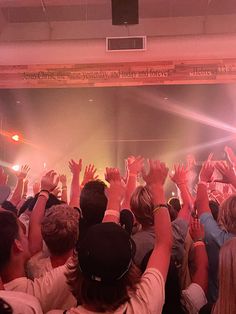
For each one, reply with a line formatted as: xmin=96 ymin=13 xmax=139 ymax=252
xmin=59 ymin=174 xmax=68 ymax=203
xmin=143 ymin=160 xmax=172 ymax=282
xmin=80 ymin=164 xmax=98 ymax=188
xmin=28 ymin=171 xmax=59 ymax=255
xmin=196 ymin=161 xmax=214 ymax=217
xmin=170 ymin=163 xmax=193 ymax=222
xmin=9 ymin=165 xmax=30 ymax=206
xmin=103 ymin=167 xmax=124 ymax=224
xmin=189 ymin=218 xmax=208 ymax=294
xmin=69 ymin=159 xmax=82 ymax=208
xmin=122 ymin=156 xmax=144 ymax=209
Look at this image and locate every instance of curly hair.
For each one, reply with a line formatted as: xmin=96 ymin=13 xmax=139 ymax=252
xmin=217 ymin=194 xmax=236 ymax=234
xmin=41 ymin=204 xmax=79 ymax=256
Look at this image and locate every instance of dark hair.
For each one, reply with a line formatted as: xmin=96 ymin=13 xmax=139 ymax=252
xmin=18 ymin=197 xmax=34 ymax=216
xmin=28 ymin=193 xmax=62 ymax=211
xmin=167 ymin=203 xmax=178 ymax=222
xmin=1 ymin=201 xmax=17 ymax=215
xmin=209 ymin=200 xmax=219 ymax=221
xmin=67 ymin=257 xmax=140 ymax=312
xmin=0 ymin=298 xmax=13 ymax=314
xmin=168 ymin=197 xmax=181 ymax=213
xmin=79 ymin=180 xmax=107 ymax=240
xmin=0 ymin=211 xmax=19 ymax=271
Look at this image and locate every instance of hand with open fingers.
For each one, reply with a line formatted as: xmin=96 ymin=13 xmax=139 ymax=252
xmin=81 ymin=164 xmax=98 ymax=186
xmin=214 ymin=161 xmax=236 ymax=184
xmin=105 ymin=167 xmax=121 ymax=183
xmin=0 ymin=167 xmax=8 ymax=185
xmin=105 ymin=168 xmax=125 ymax=203
xmin=59 ymin=174 xmax=67 ymax=186
xmin=224 ymin=146 xmax=236 ymax=167
xmin=189 ymin=218 xmax=205 ymax=242
xmin=127 ymin=155 xmax=144 ymax=175
xmin=41 ymin=170 xmax=59 ymax=192
xmin=69 ymin=159 xmax=82 ymax=175
xmin=142 ymin=159 xmax=169 ymax=186
xmin=169 ymin=163 xmax=188 ymax=186
xmin=16 ymin=165 xmax=30 ymax=180
xmin=199 ymin=161 xmax=214 ymax=183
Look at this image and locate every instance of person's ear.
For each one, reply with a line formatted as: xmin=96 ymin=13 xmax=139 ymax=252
xmin=13 ymin=239 xmax=24 ymax=253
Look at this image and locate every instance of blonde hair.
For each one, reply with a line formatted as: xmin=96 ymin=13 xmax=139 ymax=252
xmin=217 ymin=194 xmax=236 ymax=234
xmin=41 ymin=204 xmax=79 ymax=255
xmin=130 ymin=186 xmax=154 ymax=227
xmin=214 ymin=237 xmax=236 ymax=314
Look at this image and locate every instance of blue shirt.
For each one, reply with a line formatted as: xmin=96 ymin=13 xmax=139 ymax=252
xmin=200 ymin=212 xmax=235 ymax=303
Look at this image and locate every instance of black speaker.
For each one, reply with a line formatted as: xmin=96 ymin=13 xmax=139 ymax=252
xmin=111 ymin=0 xmax=139 ymax=25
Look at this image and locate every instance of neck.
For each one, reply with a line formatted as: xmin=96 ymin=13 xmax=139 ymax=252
xmin=1 ymin=261 xmax=26 ymax=284
xmin=50 ymin=249 xmax=73 ymax=268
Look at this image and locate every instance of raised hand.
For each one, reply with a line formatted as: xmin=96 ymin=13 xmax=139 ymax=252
xmin=189 ymin=218 xmax=205 ymax=242
xmin=23 ymin=179 xmax=28 ymax=196
xmin=81 ymin=164 xmax=98 ymax=186
xmin=0 ymin=167 xmax=8 ymax=185
xmin=127 ymin=155 xmax=144 ymax=175
xmin=59 ymin=174 xmax=67 ymax=186
xmin=16 ymin=165 xmax=30 ymax=180
xmin=142 ymin=159 xmax=169 ymax=187
xmin=105 ymin=167 xmax=121 ymax=183
xmin=105 ymin=167 xmax=125 ymax=203
xmin=224 ymin=146 xmax=236 ymax=167
xmin=69 ymin=159 xmax=82 ymax=176
xmin=169 ymin=163 xmax=188 ymax=186
xmin=199 ymin=159 xmax=214 ymax=183
xmin=41 ymin=170 xmax=59 ymax=192
xmin=214 ymin=161 xmax=236 ymax=185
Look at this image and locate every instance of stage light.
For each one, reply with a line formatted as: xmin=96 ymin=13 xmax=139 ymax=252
xmin=12 ymin=165 xmax=20 ymax=171
xmin=12 ymin=134 xmax=19 ymax=142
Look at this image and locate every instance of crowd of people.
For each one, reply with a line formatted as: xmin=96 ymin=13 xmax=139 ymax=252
xmin=0 ymin=145 xmax=236 ymax=314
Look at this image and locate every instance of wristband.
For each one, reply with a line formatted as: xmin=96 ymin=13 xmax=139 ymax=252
xmin=38 ymin=191 xmax=49 ymax=201
xmin=104 ymin=209 xmax=120 ymax=218
xmin=198 ymin=181 xmax=207 ymax=186
xmin=40 ymin=189 xmax=50 ymax=194
xmin=193 ymin=241 xmax=205 ymax=248
xmin=153 ymin=204 xmax=168 ymax=214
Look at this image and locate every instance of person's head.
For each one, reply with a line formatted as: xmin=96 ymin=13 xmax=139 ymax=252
xmin=167 ymin=203 xmax=178 ymax=222
xmin=217 ymin=194 xmax=236 ymax=234
xmin=0 ymin=211 xmax=30 ymax=272
xmin=41 ymin=204 xmax=79 ymax=256
xmin=28 ymin=193 xmax=62 ymax=212
xmin=67 ymin=223 xmax=140 ymax=312
xmin=214 ymin=237 xmax=236 ymax=314
xmin=168 ymin=197 xmax=181 ymax=213
xmin=79 ymin=180 xmax=107 ymax=225
xmin=130 ymin=186 xmax=154 ymax=228
xmin=209 ymin=200 xmax=219 ymax=221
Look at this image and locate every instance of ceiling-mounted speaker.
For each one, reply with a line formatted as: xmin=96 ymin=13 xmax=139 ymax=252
xmin=111 ymin=0 xmax=139 ymax=25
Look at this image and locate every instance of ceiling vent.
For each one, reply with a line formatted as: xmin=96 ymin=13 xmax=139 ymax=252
xmin=106 ymin=36 xmax=146 ymax=52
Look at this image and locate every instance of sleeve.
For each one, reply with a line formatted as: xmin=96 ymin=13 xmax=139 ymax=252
xmin=31 ymin=265 xmax=76 ymax=312
xmin=200 ymin=212 xmax=234 ymax=247
xmin=136 ymin=268 xmax=165 ymax=314
xmin=171 ymin=218 xmax=188 ymax=266
xmin=181 ymin=283 xmax=207 ymax=314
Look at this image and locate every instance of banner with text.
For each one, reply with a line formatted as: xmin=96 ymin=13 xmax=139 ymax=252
xmin=1 ymin=59 xmax=236 ymax=88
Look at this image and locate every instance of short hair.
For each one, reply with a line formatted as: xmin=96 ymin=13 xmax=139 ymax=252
xmin=209 ymin=200 xmax=219 ymax=221
xmin=41 ymin=204 xmax=79 ymax=256
xmin=130 ymin=186 xmax=154 ymax=227
xmin=67 ymin=257 xmax=140 ymax=312
xmin=168 ymin=197 xmax=181 ymax=212
xmin=80 ymin=180 xmax=107 ymax=225
xmin=217 ymin=194 xmax=236 ymax=234
xmin=0 ymin=211 xmax=19 ymax=271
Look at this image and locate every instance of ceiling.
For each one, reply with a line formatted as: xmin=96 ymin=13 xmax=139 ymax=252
xmin=0 ymin=0 xmax=236 ymax=23
xmin=0 ymin=0 xmax=236 ymax=42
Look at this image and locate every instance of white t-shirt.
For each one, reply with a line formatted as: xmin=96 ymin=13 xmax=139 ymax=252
xmin=0 ymin=290 xmax=43 ymax=314
xmin=27 ymin=251 xmax=52 ymax=279
xmin=3 ymin=265 xmax=76 ymax=313
xmin=47 ymin=268 xmax=165 ymax=314
xmin=181 ymin=283 xmax=207 ymax=314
